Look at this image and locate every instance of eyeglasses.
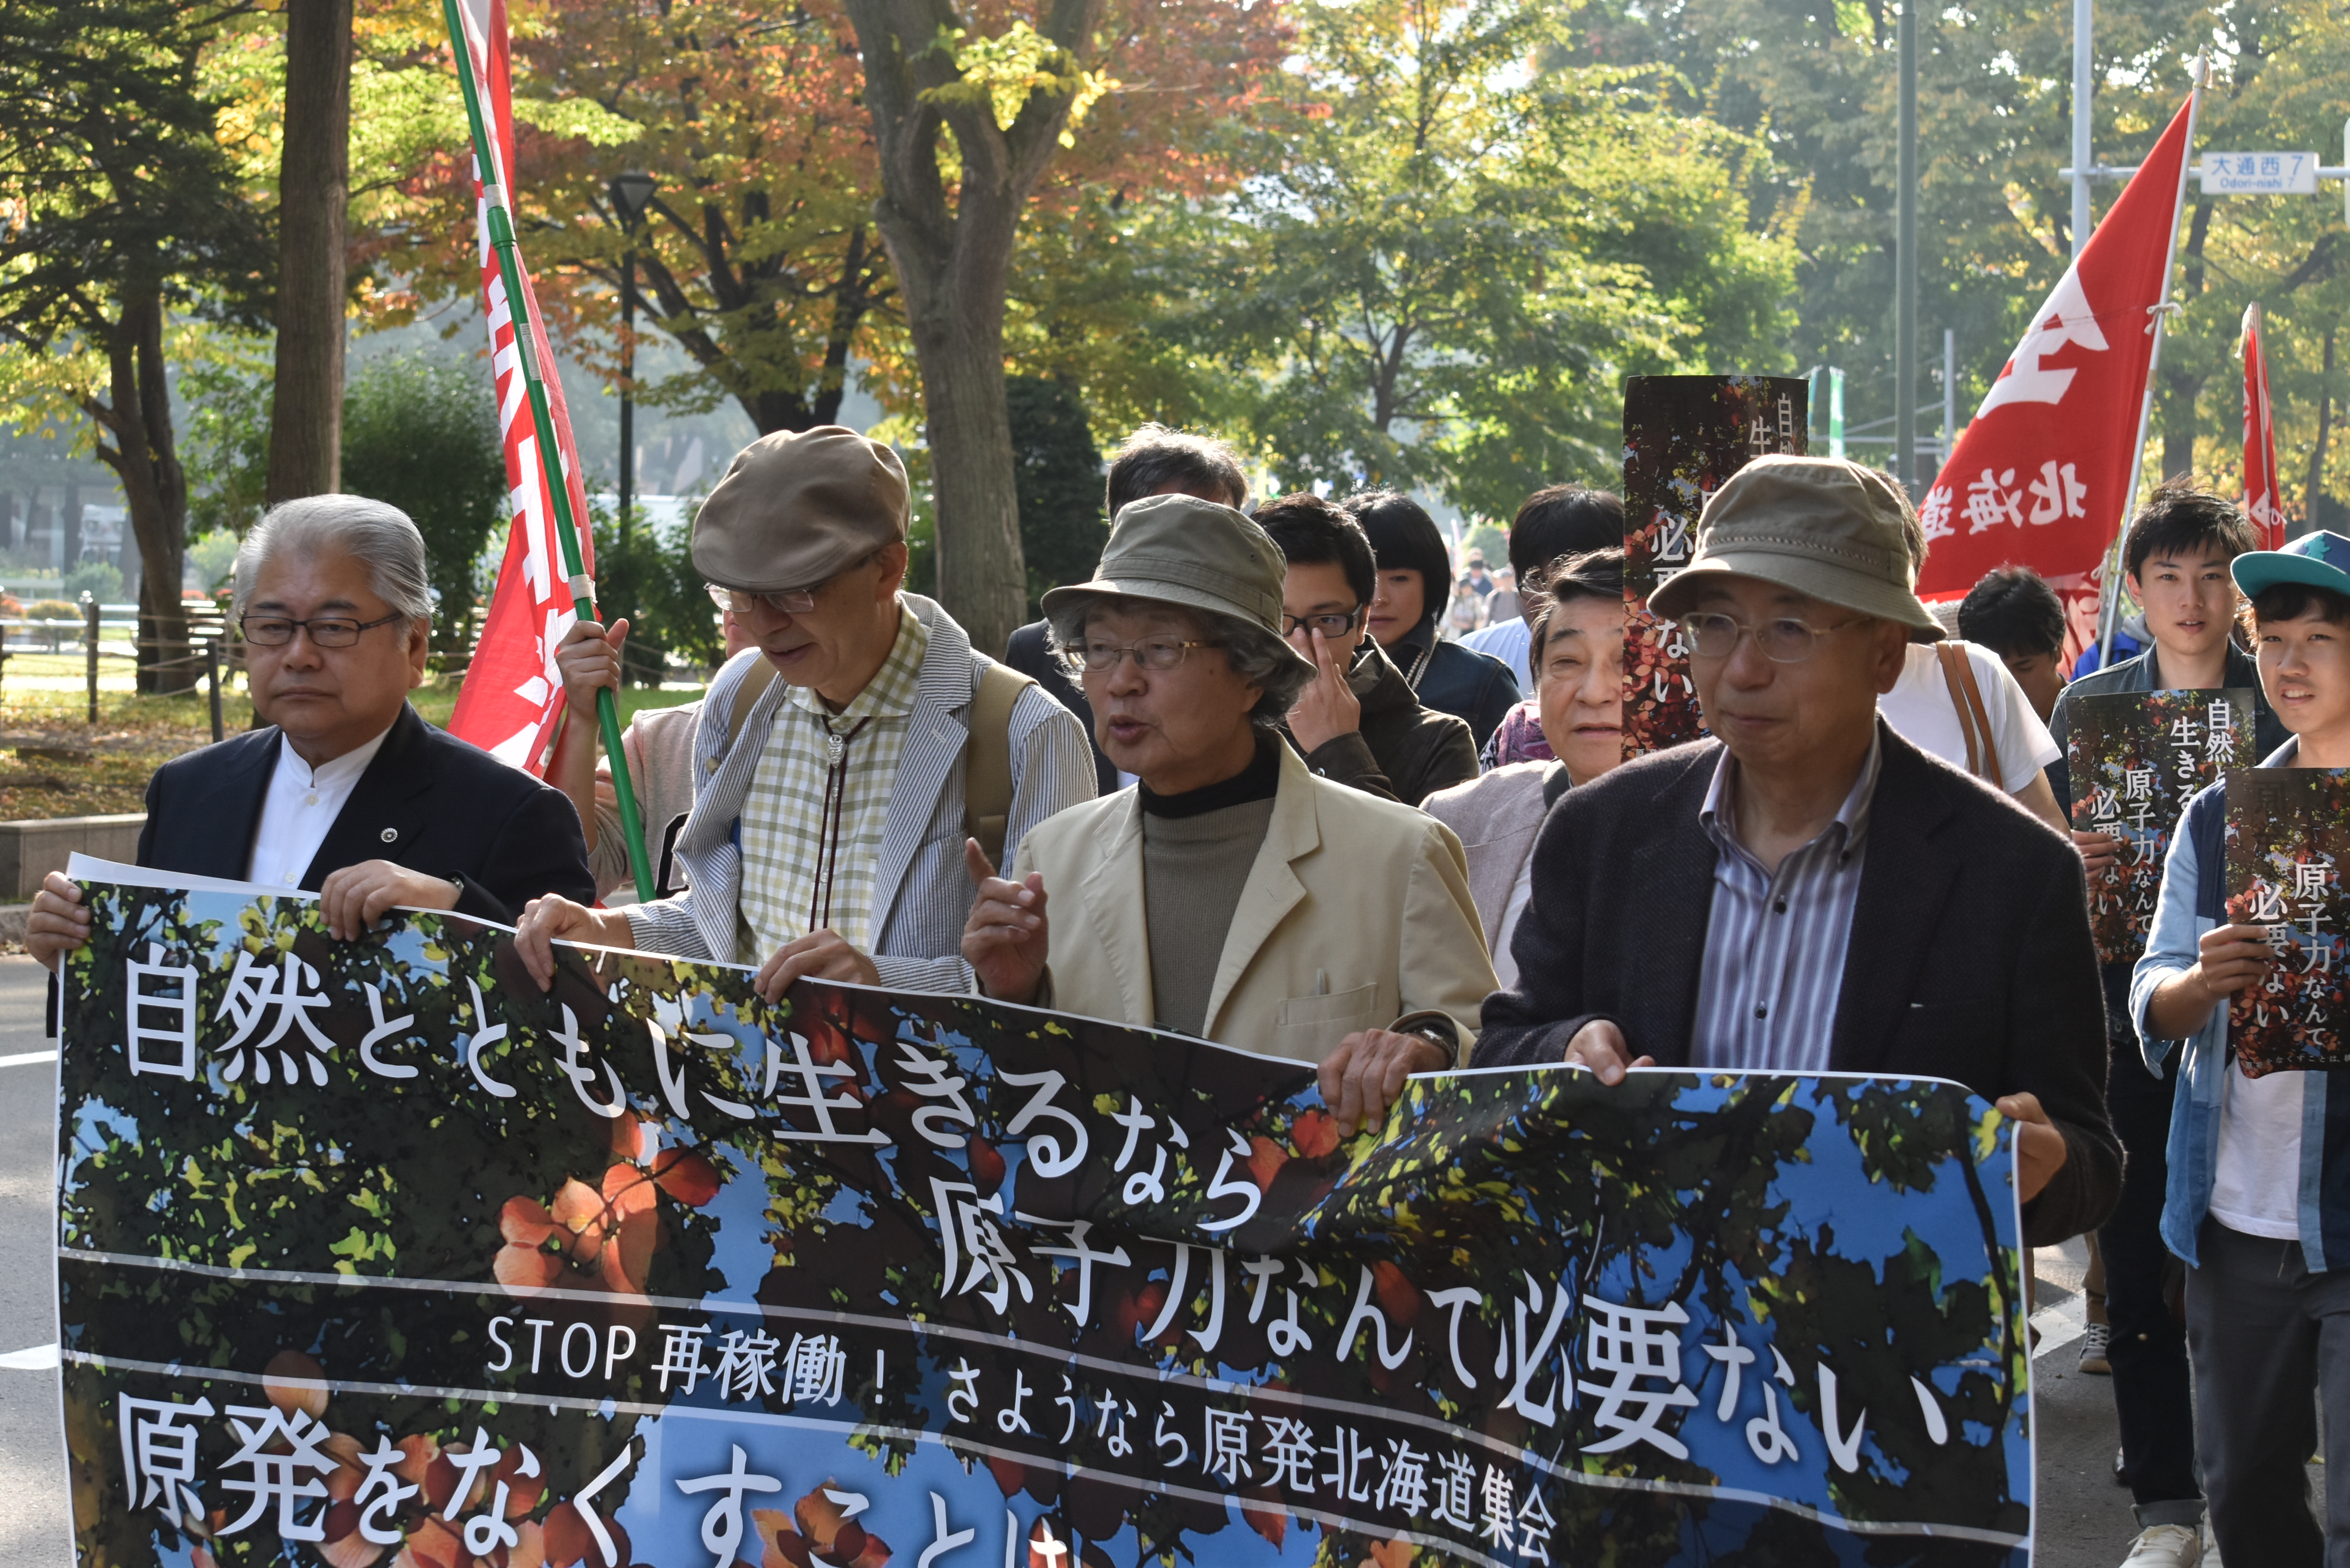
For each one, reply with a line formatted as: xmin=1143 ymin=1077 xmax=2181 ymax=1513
xmin=705 ymin=549 xmax=888 ymax=618
xmin=239 ymin=612 xmax=408 ymax=648
xmin=1064 ymin=638 xmax=1224 ymax=673
xmin=1675 ymin=611 xmax=1864 ymax=664
xmin=1281 ymin=608 xmax=1362 ymax=638
xmin=707 ymin=583 xmax=819 ymax=616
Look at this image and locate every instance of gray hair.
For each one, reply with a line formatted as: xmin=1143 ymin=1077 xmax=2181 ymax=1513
xmin=233 ymin=495 xmax=435 ymax=621
xmin=1047 ymin=595 xmax=1312 ymax=727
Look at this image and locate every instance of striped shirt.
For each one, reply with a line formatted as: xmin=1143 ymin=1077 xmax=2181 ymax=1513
xmin=736 ymin=604 xmax=928 ymax=962
xmin=1688 ymin=736 xmax=1881 ymax=1071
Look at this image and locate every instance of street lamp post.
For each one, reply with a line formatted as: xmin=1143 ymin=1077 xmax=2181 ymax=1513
xmin=608 ymin=171 xmax=658 ymax=543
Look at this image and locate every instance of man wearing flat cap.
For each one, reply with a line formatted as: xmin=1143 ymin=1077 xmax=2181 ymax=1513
xmin=1474 ymin=455 xmax=2121 ymax=1247
xmin=516 ymin=426 xmax=1096 ymax=996
xmin=961 ymin=495 xmax=1496 ymax=1135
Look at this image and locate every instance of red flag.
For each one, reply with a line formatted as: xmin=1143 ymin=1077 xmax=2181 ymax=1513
xmin=2243 ymin=302 xmax=2284 ymax=548
xmin=443 ymin=0 xmax=597 ymax=770
xmin=1915 ymin=83 xmax=2201 ymax=600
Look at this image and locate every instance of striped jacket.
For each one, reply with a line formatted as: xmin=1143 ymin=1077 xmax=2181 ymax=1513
xmin=622 ymin=595 xmax=1097 ymax=990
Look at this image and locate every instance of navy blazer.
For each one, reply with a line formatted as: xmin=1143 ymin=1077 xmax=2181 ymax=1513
xmin=135 ymin=702 xmax=593 ymax=926
xmin=1474 ymin=722 xmax=2122 ymax=1248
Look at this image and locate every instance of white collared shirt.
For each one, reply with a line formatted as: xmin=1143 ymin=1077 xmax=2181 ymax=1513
xmin=246 ymin=727 xmax=394 ymax=890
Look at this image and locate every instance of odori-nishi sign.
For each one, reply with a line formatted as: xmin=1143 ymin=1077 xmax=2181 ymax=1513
xmin=60 ymin=876 xmax=2032 ymax=1568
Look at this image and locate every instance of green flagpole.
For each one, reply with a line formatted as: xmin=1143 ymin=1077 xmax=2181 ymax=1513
xmin=441 ymin=0 xmax=656 ymax=905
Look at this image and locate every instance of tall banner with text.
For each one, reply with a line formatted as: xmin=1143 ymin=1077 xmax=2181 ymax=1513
xmin=1915 ymin=85 xmax=2198 ymax=600
xmin=2243 ymin=303 xmax=2284 ymax=548
xmin=60 ymin=881 xmax=2031 ymax=1567
xmin=442 ymin=0 xmax=598 ymax=773
xmin=1622 ymin=375 xmax=1807 ymax=758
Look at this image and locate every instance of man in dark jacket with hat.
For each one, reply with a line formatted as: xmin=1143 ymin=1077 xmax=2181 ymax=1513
xmin=1255 ymin=493 xmax=1478 ymax=806
xmin=1474 ymin=455 xmax=2119 ymax=1248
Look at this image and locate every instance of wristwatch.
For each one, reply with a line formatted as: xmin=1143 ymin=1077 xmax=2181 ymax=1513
xmin=1389 ymin=1010 xmax=1460 ymax=1062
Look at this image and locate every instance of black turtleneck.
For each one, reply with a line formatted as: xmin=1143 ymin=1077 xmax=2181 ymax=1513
xmin=1138 ymin=732 xmax=1281 ymax=819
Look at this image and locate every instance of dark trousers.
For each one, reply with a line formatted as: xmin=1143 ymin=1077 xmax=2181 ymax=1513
xmin=2186 ymin=1218 xmax=2350 ymax=1567
xmin=2099 ymin=1050 xmax=2201 ymax=1521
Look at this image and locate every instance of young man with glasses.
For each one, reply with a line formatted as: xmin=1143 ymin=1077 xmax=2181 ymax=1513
xmin=1472 ymin=455 xmax=2120 ymax=1252
xmin=961 ymin=495 xmax=1493 ymax=1129
xmin=515 ymin=426 xmax=1095 ymax=1000
xmin=28 ymin=496 xmax=594 ymax=972
xmin=1254 ymin=494 xmax=1477 ymax=807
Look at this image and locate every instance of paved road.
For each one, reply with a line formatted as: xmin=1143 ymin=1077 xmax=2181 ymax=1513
xmin=0 ymin=955 xmax=69 ymax=1568
xmin=0 ymin=953 xmax=2238 ymax=1566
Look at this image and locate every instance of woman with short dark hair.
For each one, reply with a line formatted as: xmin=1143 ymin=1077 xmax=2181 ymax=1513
xmin=1343 ymin=490 xmax=1518 ymax=750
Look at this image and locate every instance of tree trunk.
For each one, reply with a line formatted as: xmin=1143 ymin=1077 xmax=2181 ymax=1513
xmin=89 ymin=287 xmax=194 ymax=693
xmin=2306 ymin=327 xmax=2337 ymax=539
xmin=842 ymin=0 xmax=1101 ymax=661
xmin=2161 ymin=372 xmax=2205 ymax=480
xmin=265 ymin=0 xmax=353 ymax=504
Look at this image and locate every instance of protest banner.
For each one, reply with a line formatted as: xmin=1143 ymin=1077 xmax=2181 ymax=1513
xmin=1621 ymin=375 xmax=1807 ymax=759
xmin=59 ymin=875 xmax=2030 ymax=1567
xmin=2067 ymin=689 xmax=2255 ymax=964
xmin=2227 ymin=769 xmax=2350 ymax=1076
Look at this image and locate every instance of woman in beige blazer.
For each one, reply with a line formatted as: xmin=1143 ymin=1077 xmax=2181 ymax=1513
xmin=962 ymin=494 xmax=1496 ymax=1137
xmin=1422 ymin=549 xmax=1626 ymax=986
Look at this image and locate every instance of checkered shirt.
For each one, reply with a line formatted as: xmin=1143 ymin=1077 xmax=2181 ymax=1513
xmin=735 ymin=605 xmax=929 ymax=962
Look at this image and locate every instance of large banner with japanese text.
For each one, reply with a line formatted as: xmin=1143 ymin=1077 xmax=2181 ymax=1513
xmin=58 ymin=879 xmax=2033 ymax=1567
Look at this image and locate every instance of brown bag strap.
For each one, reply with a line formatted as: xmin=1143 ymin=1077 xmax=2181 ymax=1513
xmin=962 ymin=660 xmax=1031 ymax=869
xmin=713 ymin=654 xmax=781 ymax=773
xmin=1935 ymin=641 xmax=2003 ymax=783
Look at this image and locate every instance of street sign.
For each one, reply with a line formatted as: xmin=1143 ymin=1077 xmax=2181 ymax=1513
xmin=2202 ymin=151 xmax=2320 ymax=195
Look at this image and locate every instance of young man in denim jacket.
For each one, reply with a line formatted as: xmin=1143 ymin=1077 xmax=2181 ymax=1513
xmin=2132 ymin=529 xmax=2350 ymax=1568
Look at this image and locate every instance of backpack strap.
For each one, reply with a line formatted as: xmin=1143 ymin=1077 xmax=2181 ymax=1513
xmin=712 ymin=655 xmax=781 ymax=775
xmin=1935 ymin=641 xmax=2004 ymax=784
xmin=963 ymin=660 xmax=1033 ymax=869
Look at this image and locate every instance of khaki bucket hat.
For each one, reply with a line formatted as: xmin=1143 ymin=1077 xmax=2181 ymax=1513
xmin=1041 ymin=495 xmax=1317 ymax=682
xmin=1648 ymin=455 xmax=1943 ymax=642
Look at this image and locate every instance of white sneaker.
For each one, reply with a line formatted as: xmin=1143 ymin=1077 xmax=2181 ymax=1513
xmin=2121 ymin=1524 xmax=2203 ymax=1567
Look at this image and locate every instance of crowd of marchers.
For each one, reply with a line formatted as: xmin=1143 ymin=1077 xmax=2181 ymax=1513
xmin=26 ymin=420 xmax=2350 ymax=1568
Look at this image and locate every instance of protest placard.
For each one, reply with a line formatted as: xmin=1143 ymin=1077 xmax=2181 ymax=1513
xmin=2068 ymin=688 xmax=2255 ymax=965
xmin=1622 ymin=375 xmax=1808 ymax=759
xmin=60 ymin=875 xmax=2029 ymax=1567
xmin=2227 ymin=769 xmax=2350 ymax=1076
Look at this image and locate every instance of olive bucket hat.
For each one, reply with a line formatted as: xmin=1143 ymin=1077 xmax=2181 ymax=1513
xmin=1648 ymin=455 xmax=1944 ymax=642
xmin=1041 ymin=495 xmax=1317 ymax=682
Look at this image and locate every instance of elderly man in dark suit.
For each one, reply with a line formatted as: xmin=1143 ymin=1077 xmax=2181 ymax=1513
xmin=27 ymin=495 xmax=593 ymax=972
xmin=1474 ymin=456 xmax=2119 ymax=1246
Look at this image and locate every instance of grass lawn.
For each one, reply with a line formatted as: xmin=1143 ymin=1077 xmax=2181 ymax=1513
xmin=0 ymin=675 xmax=704 ymax=822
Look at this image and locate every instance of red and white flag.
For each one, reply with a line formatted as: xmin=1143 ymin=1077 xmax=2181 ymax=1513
xmin=443 ymin=0 xmax=597 ymax=771
xmin=1915 ymin=81 xmax=2202 ymax=600
xmin=2243 ymin=302 xmax=2284 ymax=548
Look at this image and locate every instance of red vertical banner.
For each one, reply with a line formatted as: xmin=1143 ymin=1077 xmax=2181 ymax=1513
xmin=2243 ymin=302 xmax=2284 ymax=548
xmin=1914 ymin=85 xmax=2201 ymax=601
xmin=442 ymin=0 xmax=598 ymax=770
xmin=1621 ymin=375 xmax=1808 ymax=759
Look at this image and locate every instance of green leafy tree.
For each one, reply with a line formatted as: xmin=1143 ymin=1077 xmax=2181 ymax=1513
xmin=0 ymin=0 xmax=273 ymax=692
xmin=1161 ymin=0 xmax=1797 ymax=517
xmin=593 ymin=503 xmax=725 ymax=684
xmin=339 ymin=352 xmax=507 ymax=652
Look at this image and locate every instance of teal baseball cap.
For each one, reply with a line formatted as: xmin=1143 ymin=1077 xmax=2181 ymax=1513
xmin=2231 ymin=530 xmax=2350 ymax=601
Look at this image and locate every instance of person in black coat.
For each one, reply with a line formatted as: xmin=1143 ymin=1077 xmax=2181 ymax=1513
xmin=1474 ymin=456 xmax=2119 ymax=1248
xmin=28 ymin=496 xmax=591 ymax=972
xmin=1344 ymin=490 xmax=1518 ymax=751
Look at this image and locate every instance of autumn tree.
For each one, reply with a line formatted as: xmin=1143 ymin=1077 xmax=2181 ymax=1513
xmin=0 ymin=0 xmax=272 ymax=693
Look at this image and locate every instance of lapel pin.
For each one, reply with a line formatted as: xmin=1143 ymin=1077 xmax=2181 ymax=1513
xmin=380 ymin=827 xmax=398 ymax=843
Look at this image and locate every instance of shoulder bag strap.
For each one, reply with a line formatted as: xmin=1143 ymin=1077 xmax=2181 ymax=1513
xmin=716 ymin=656 xmax=781 ymax=774
xmin=1938 ymin=641 xmax=2005 ymax=783
xmin=962 ymin=661 xmax=1035 ymax=868
xmin=1933 ymin=642 xmax=1984 ymax=777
